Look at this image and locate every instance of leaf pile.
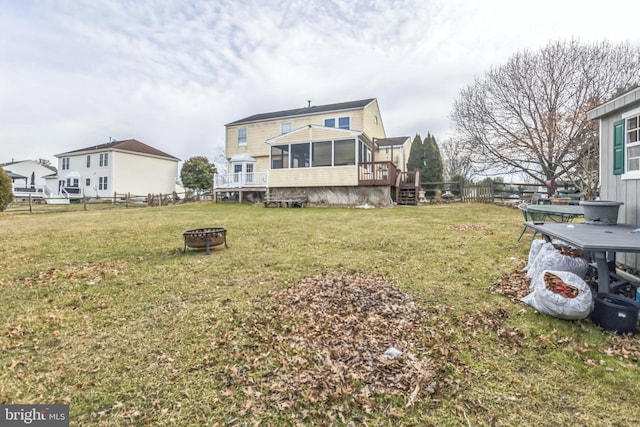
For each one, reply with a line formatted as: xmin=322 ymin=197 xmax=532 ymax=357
xmin=220 ymin=273 xmax=442 ymax=420
xmin=492 ymin=269 xmax=531 ymax=301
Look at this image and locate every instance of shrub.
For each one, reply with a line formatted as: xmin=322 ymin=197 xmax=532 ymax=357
xmin=0 ymin=168 xmax=14 ymax=211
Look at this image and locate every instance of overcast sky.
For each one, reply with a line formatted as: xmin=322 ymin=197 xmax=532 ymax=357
xmin=1 ymin=0 xmax=639 ymax=166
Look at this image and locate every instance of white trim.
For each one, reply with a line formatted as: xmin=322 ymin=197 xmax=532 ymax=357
xmin=621 ymin=170 xmax=640 ymax=180
xmin=621 ymin=105 xmax=640 ymax=119
xmin=598 ymin=119 xmax=602 ymax=190
xmin=265 ymin=124 xmax=360 ymax=144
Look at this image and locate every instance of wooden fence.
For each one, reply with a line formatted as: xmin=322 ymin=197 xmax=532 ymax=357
xmin=4 ymin=191 xmax=209 ymax=214
xmin=420 ymin=181 xmax=580 ymax=204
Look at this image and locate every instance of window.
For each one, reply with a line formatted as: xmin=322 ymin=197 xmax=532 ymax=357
xmin=99 ymin=153 xmax=109 ymax=167
xmin=245 ymin=163 xmax=254 ymax=184
xmin=62 ymin=157 xmax=69 ymax=170
xmin=334 ymin=139 xmax=356 ymax=165
xmin=324 ymin=116 xmax=350 ymax=129
xmin=626 ymin=114 xmax=640 ymax=173
xmin=615 ymin=112 xmax=640 ymax=176
xmin=290 ymin=143 xmax=310 ymax=168
xmin=86 ymin=155 xmax=91 ymax=168
xmin=85 ymin=178 xmax=91 ymax=187
xmin=312 ymin=141 xmax=332 ymax=167
xmin=281 ymin=122 xmax=291 ymax=134
xmin=98 ymin=176 xmax=108 ymax=190
xmin=271 ymin=138 xmax=357 ymax=169
xmin=237 ymin=128 xmax=247 ymax=146
xmin=271 ymin=145 xmax=289 ymax=169
xmin=338 ymin=117 xmax=350 ymax=130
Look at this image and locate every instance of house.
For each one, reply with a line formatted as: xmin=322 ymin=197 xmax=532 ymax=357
xmin=216 ymin=98 xmax=416 ymax=206
xmin=587 ymin=86 xmax=640 ymax=268
xmin=50 ymin=139 xmax=180 ymax=201
xmin=1 ymin=160 xmax=57 ymax=201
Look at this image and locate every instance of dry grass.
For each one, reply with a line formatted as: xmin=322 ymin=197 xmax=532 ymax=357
xmin=1 ymin=202 xmax=639 ymax=426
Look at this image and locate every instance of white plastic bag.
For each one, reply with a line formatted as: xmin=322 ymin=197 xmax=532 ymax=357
xmin=525 ymin=239 xmax=546 ymax=272
xmin=527 ymin=244 xmax=589 ymax=280
xmin=526 ymin=242 xmax=556 ymax=280
xmin=521 ymin=270 xmax=593 ymax=320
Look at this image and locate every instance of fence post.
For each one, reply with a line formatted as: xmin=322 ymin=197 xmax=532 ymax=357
xmin=29 ymin=194 xmax=33 ymax=213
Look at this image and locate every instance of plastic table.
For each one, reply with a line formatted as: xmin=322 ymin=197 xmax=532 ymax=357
xmin=524 ymin=222 xmax=640 ymax=294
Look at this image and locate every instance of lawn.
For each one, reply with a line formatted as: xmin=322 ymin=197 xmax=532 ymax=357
xmin=0 ymin=202 xmax=638 ymax=426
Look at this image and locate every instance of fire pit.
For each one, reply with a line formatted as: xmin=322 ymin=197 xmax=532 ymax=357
xmin=183 ymin=227 xmax=228 ymax=254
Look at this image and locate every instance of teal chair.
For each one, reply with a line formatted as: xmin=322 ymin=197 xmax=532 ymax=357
xmin=518 ymin=203 xmax=546 ymax=241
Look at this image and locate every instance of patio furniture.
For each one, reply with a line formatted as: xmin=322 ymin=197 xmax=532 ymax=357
xmin=183 ymin=227 xmax=228 ymax=255
xmin=524 ymin=204 xmax=584 ymax=223
xmin=518 ymin=204 xmax=546 ymax=241
xmin=524 ymin=222 xmax=640 ymax=295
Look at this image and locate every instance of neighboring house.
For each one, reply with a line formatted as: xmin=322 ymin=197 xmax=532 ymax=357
xmin=587 ymin=86 xmax=640 ymax=268
xmin=217 ymin=98 xmax=415 ymax=205
xmin=50 ymin=139 xmax=180 ymax=200
xmin=1 ymin=160 xmax=57 ymax=200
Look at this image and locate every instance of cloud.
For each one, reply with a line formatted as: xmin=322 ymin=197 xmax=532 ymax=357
xmin=1 ymin=0 xmax=639 ymax=165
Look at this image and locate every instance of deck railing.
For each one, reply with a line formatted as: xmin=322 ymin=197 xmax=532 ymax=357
xmin=358 ymin=161 xmax=398 ymax=186
xmin=214 ymin=172 xmax=268 ymax=189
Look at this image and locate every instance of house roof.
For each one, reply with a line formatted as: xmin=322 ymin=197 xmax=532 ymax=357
xmin=57 ymin=139 xmax=179 ymax=161
xmin=4 ymin=170 xmax=27 ymax=180
xmin=587 ymin=86 xmax=640 ymax=120
xmin=1 ymin=160 xmax=58 ymax=174
xmin=375 ymin=136 xmax=411 ymax=147
xmin=226 ymin=98 xmax=377 ymax=126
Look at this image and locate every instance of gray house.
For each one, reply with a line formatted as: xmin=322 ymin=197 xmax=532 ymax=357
xmin=587 ymin=86 xmax=640 ymax=268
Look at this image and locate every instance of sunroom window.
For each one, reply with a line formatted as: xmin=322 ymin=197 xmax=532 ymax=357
xmin=312 ymin=141 xmax=332 ymax=167
xmin=334 ymin=139 xmax=356 ymax=165
xmin=291 ymin=143 xmax=310 ymax=168
xmin=271 ymin=145 xmax=289 ymax=169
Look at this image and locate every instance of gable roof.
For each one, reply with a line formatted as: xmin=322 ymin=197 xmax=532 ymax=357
xmin=226 ymin=98 xmax=376 ymax=126
xmin=1 ymin=160 xmax=58 ymax=174
xmin=265 ymin=124 xmax=362 ymax=145
xmin=56 ymin=139 xmax=179 ymax=161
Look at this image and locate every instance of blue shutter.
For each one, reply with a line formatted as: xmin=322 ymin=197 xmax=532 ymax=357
xmin=613 ymin=119 xmax=624 ymax=175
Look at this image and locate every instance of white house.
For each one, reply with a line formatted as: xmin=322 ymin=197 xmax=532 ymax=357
xmin=52 ymin=139 xmax=180 ymax=199
xmin=1 ymin=160 xmax=57 ymax=200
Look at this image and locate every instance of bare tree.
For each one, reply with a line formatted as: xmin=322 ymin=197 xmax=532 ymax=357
xmin=441 ymin=137 xmax=474 ymax=181
xmin=212 ymin=144 xmax=228 ymax=175
xmin=451 ymin=40 xmax=640 ymax=196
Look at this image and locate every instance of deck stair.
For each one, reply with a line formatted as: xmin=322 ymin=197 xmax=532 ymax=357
xmin=397 ymin=187 xmax=418 ymax=205
xmin=395 ymin=170 xmax=420 ymax=206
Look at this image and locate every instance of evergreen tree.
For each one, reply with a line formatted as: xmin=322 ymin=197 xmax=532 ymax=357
xmin=0 ymin=168 xmax=14 ymax=211
xmin=422 ymin=133 xmax=444 ymax=183
xmin=406 ymin=133 xmax=423 ymax=174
